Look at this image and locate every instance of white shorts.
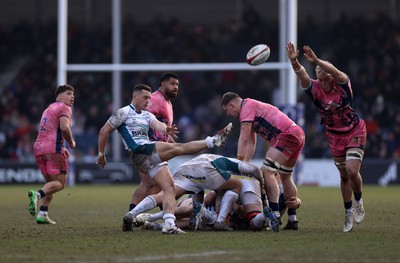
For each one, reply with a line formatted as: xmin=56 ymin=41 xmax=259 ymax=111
xmin=135 ymin=150 xmax=167 ymax=178
xmin=234 ymin=174 xmax=262 ymax=206
xmin=173 ymin=165 xmax=227 ymax=194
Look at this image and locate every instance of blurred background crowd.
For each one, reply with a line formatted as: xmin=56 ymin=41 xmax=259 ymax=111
xmin=1 ymin=2 xmax=399 ymax=163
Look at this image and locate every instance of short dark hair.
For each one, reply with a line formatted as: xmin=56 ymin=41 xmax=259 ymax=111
xmin=132 ymin=84 xmax=152 ymax=94
xmin=55 ymin=84 xmax=74 ymax=97
xmin=159 ymin=72 xmax=179 ymax=85
xmin=221 ymin=92 xmax=240 ymax=106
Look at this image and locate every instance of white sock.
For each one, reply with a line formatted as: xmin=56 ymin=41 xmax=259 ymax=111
xmin=288 ymin=215 xmax=297 ymax=222
xmin=355 ymin=198 xmax=363 ymax=205
xmin=205 ymin=136 xmax=214 ymax=148
xmin=273 ymin=211 xmax=281 ymax=219
xmin=217 ymin=190 xmax=238 ymax=223
xmin=203 ymin=209 xmax=217 ymax=224
xmin=150 ymin=211 xmax=164 ymax=221
xmin=129 ymin=196 xmax=157 ymax=218
xmin=252 ymin=213 xmax=266 ymax=229
xmin=38 ymin=211 xmax=47 ymax=216
xmin=163 ymin=213 xmax=176 ymax=227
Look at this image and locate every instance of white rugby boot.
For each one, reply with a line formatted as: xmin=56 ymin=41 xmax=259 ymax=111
xmin=343 ymin=209 xmax=354 ymax=233
xmin=354 ymin=202 xmax=365 ymax=224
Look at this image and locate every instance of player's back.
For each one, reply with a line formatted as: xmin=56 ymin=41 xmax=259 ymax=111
xmin=34 ymin=102 xmax=72 ymax=156
xmin=241 ymin=98 xmax=295 ymax=140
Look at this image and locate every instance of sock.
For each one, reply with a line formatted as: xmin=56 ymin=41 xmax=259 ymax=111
xmin=150 ymin=211 xmax=164 ymax=221
xmin=129 ymin=203 xmax=136 ymax=211
xmin=344 ymin=200 xmax=353 ymax=214
xmin=38 ymin=206 xmax=48 ymax=216
xmin=269 ymin=202 xmax=280 ymax=218
xmin=354 ymin=198 xmax=363 ymax=205
xmin=129 ymin=196 xmax=157 ymax=218
xmin=354 ymin=192 xmax=362 ymax=202
xmin=217 ymin=190 xmax=238 ymax=223
xmin=252 ymin=213 xmax=266 ymax=229
xmin=205 ymin=136 xmax=214 ymax=148
xmin=203 ymin=209 xmax=217 ymax=224
xmin=344 ymin=201 xmax=352 ymax=210
xmin=287 ymin=207 xmax=297 ymax=221
xmin=37 ymin=189 xmax=45 ymax=199
xmin=163 ymin=213 xmax=176 ymax=227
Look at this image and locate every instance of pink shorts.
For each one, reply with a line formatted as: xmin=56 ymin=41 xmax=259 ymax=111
xmin=326 ymin=119 xmax=367 ymax=157
xmin=270 ymin=125 xmax=305 ymax=160
xmin=35 ymin=152 xmax=69 ymax=175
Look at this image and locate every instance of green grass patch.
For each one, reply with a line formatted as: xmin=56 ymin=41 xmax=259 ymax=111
xmin=0 ymin=185 xmax=399 ymax=263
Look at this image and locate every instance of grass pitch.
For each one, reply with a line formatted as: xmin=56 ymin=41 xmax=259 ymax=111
xmin=0 ymin=185 xmax=399 ymax=263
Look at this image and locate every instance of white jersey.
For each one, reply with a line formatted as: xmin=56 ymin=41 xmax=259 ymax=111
xmin=173 ymin=154 xmax=263 ymax=195
xmin=107 ymin=104 xmax=156 ymax=150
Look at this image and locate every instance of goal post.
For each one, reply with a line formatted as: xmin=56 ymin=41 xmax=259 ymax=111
xmin=57 ymin=0 xmax=298 ymax=163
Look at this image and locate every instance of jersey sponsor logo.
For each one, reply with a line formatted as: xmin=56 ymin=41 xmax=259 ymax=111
xmin=184 ymin=174 xmax=206 ymax=182
xmin=131 ymin=131 xmax=148 ymax=137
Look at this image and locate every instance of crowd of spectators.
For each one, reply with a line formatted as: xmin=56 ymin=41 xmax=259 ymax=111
xmin=1 ymin=7 xmax=399 ymax=163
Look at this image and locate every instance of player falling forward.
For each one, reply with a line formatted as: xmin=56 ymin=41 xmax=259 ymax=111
xmin=286 ymin=42 xmax=366 ymax=232
xmin=28 ymin=85 xmax=76 ymax=224
xmin=97 ymin=84 xmax=232 ymax=234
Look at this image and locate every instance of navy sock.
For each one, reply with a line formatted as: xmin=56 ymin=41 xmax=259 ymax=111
xmin=40 ymin=206 xmax=48 ymax=212
xmin=354 ymin=192 xmax=362 ymax=201
xmin=129 ymin=203 xmax=136 ymax=211
xmin=344 ymin=201 xmax=352 ymax=210
xmin=287 ymin=208 xmax=296 ymax=216
xmin=38 ymin=189 xmax=45 ymax=198
xmin=269 ymin=202 xmax=279 ymax=212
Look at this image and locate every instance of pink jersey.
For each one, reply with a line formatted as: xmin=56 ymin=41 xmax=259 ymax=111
xmin=34 ymin=101 xmax=72 ymax=156
xmin=305 ymin=80 xmax=361 ymax=134
xmin=240 ymin=98 xmax=296 ymax=141
xmin=147 ymin=90 xmax=174 ymax=142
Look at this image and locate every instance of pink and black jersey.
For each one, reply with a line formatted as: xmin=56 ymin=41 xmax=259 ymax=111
xmin=304 ymin=80 xmax=360 ymax=134
xmin=147 ymin=90 xmax=173 ymax=142
xmin=240 ymin=98 xmax=296 ymax=141
xmin=34 ymin=102 xmax=72 ymax=156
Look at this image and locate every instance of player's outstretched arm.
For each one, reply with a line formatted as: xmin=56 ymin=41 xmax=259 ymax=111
xmin=303 ymin=45 xmax=348 ymax=83
xmin=286 ymin=42 xmax=311 ymax=89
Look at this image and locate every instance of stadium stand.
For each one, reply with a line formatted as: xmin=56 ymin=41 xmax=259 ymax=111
xmin=0 ymin=7 xmax=399 ymax=162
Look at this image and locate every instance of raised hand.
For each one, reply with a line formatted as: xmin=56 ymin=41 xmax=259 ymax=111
xmin=303 ymin=45 xmax=318 ymax=63
xmin=286 ymin=42 xmax=299 ymax=61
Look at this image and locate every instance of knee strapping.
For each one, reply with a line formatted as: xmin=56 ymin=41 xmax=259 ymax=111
xmin=279 ymin=165 xmax=294 ymax=174
xmin=263 ymin=158 xmax=293 ymax=174
xmin=263 ymin=158 xmax=281 ymax=172
xmin=346 ymin=150 xmax=364 ymax=162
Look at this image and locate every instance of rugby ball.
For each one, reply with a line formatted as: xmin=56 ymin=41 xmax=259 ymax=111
xmin=246 ymin=44 xmax=270 ymax=66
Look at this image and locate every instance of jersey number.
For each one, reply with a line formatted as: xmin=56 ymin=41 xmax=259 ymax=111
xmin=40 ymin=117 xmax=47 ymax=131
